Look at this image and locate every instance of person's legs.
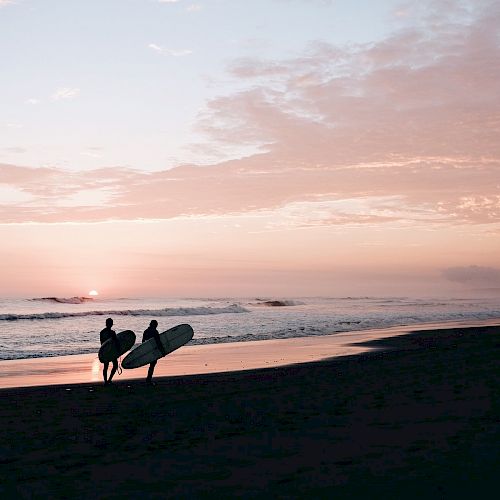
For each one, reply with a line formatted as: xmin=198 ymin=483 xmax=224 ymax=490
xmin=147 ymin=360 xmax=157 ymax=383
xmin=108 ymin=360 xmax=118 ymax=382
xmin=103 ymin=362 xmax=109 ymax=383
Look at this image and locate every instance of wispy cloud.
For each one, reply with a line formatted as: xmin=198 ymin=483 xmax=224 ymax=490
xmin=148 ymin=43 xmax=162 ymax=52
xmin=1 ymin=153 xmax=499 ymax=225
xmin=2 ymin=147 xmax=27 ymax=154
xmin=187 ymin=4 xmax=202 ymax=12
xmin=275 ymin=0 xmax=334 ymax=5
xmin=51 ymin=88 xmax=80 ymax=101
xmin=80 ymin=147 xmax=103 ymax=159
xmin=0 ymin=0 xmax=15 ymax=8
xmin=25 ymin=98 xmax=39 ymax=105
xmin=148 ymin=43 xmax=192 ymax=56
xmin=1 ymin=1 xmax=499 ymax=226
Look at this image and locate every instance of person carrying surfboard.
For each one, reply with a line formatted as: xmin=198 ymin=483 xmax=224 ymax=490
xmin=100 ymin=318 xmax=120 ymax=385
xmin=142 ymin=320 xmax=166 ymax=385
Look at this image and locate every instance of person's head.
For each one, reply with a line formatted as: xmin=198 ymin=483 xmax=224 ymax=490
xmin=106 ymin=318 xmax=113 ymax=328
xmin=150 ymin=320 xmax=158 ymax=328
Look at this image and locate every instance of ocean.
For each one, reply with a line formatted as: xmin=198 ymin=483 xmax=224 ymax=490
xmin=0 ymin=296 xmax=499 ymax=361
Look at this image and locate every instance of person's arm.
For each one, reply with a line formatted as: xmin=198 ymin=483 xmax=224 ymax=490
xmin=153 ymin=330 xmax=166 ymax=356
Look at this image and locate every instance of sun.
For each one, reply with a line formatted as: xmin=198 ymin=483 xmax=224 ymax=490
xmin=88 ymin=290 xmax=99 ymax=296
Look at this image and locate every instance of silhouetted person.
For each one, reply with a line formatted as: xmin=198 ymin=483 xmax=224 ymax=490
xmin=142 ymin=320 xmax=166 ymax=385
xmin=100 ymin=317 xmax=119 ymax=385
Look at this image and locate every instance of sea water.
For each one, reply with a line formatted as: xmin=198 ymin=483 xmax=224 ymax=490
xmin=0 ymin=296 xmax=499 ymax=360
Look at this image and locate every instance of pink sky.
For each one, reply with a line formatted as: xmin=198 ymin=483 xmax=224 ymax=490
xmin=1 ymin=1 xmax=499 ymax=297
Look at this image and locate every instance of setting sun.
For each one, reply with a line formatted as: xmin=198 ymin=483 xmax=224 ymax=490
xmin=88 ymin=290 xmax=99 ymax=296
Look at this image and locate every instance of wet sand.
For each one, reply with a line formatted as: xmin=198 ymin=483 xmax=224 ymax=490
xmin=1 ymin=318 xmax=499 ymax=389
xmin=1 ymin=324 xmax=499 ymax=498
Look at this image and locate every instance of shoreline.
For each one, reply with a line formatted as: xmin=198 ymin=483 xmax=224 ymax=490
xmin=1 ymin=323 xmax=498 ymax=497
xmin=1 ymin=317 xmax=499 ymax=390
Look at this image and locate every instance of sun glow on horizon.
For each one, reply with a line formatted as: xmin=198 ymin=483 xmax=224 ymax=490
xmin=1 ymin=2 xmax=499 ymax=298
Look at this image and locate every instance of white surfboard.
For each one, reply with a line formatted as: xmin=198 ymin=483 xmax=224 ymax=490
xmin=122 ymin=324 xmax=193 ymax=369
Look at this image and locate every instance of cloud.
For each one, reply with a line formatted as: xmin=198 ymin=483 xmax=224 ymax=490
xmin=186 ymin=4 xmax=202 ymax=12
xmin=148 ymin=43 xmax=162 ymax=52
xmin=51 ymin=88 xmax=80 ymax=100
xmin=25 ymin=98 xmax=39 ymax=105
xmin=1 ymin=153 xmax=499 ymax=224
xmin=1 ymin=1 xmax=499 ymax=225
xmin=0 ymin=0 xmax=14 ymax=7
xmin=2 ymin=147 xmax=27 ymax=154
xmin=148 ymin=43 xmax=192 ymax=57
xmin=275 ymin=0 xmax=335 ymax=5
xmin=442 ymin=266 xmax=500 ymax=285
xmin=81 ymin=151 xmax=102 ymax=159
xmin=168 ymin=49 xmax=193 ymax=57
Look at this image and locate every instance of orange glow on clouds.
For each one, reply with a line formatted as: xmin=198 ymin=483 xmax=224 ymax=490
xmin=1 ymin=2 xmax=500 ymax=297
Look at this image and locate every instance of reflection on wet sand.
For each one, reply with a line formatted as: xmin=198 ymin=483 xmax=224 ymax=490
xmin=1 ymin=318 xmax=499 ymax=389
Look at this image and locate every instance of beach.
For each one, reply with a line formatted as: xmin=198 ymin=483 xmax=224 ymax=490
xmin=1 ymin=323 xmax=499 ymax=498
xmin=2 ymin=0 xmax=499 ymax=497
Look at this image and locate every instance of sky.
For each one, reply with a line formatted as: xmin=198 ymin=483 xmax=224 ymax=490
xmin=1 ymin=0 xmax=499 ymax=297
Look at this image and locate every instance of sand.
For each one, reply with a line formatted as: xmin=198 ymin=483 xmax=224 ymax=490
xmin=1 ymin=318 xmax=499 ymax=389
xmin=0 ymin=324 xmax=499 ymax=497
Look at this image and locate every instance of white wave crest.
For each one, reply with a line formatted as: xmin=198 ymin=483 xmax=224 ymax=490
xmin=253 ymin=299 xmax=305 ymax=306
xmin=30 ymin=296 xmax=94 ymax=304
xmin=0 ymin=303 xmax=248 ymax=321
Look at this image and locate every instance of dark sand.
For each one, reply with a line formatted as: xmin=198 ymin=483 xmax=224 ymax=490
xmin=1 ymin=325 xmax=499 ymax=498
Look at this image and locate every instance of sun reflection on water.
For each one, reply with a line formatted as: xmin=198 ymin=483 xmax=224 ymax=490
xmin=91 ymin=358 xmax=100 ymax=381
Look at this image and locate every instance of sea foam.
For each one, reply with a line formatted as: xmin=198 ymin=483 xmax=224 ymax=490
xmin=0 ymin=303 xmax=248 ymax=321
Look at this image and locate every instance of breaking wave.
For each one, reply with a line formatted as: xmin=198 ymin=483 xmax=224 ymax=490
xmin=253 ymin=299 xmax=305 ymax=307
xmin=0 ymin=304 xmax=248 ymax=321
xmin=30 ymin=296 xmax=94 ymax=304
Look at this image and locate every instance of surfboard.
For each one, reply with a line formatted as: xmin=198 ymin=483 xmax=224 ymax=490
xmin=98 ymin=330 xmax=136 ymax=363
xmin=122 ymin=324 xmax=194 ymax=369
